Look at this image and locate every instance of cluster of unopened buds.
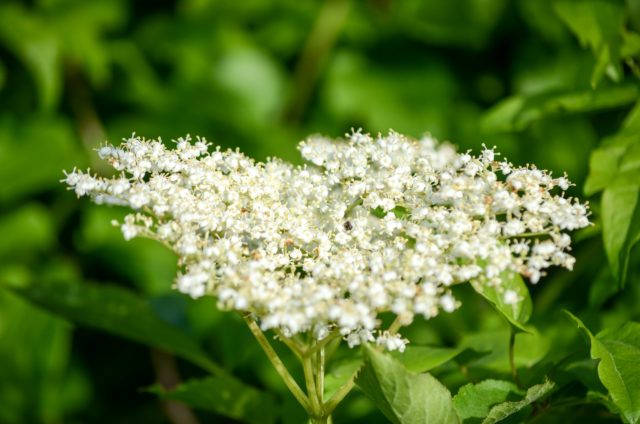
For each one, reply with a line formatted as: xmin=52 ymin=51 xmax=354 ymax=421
xmin=64 ymin=130 xmax=590 ymax=353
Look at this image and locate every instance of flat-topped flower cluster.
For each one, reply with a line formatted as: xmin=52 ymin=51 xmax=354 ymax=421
xmin=63 ymin=131 xmax=589 ymax=351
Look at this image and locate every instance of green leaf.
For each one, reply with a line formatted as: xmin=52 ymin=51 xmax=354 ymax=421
xmin=453 ymin=379 xmax=523 ymax=423
xmin=567 ymin=312 xmax=640 ymax=424
xmin=470 ymin=270 xmax=532 ymax=332
xmin=324 ymin=356 xmax=362 ymax=399
xmin=482 ymin=379 xmax=555 ymax=424
xmin=393 ymin=0 xmax=507 ymax=49
xmin=0 ymin=203 xmax=55 ymax=260
xmin=356 ymin=344 xmax=460 ymax=424
xmin=585 ymin=101 xmax=640 ymax=286
xmin=584 ymin=145 xmax=627 ymax=195
xmin=392 ymin=345 xmax=485 ymax=373
xmin=0 ymin=4 xmax=61 ymax=110
xmin=0 ymin=288 xmax=77 ymax=423
xmin=621 ymin=31 xmax=640 ymax=58
xmin=553 ymin=0 xmax=625 ymax=87
xmin=584 ymin=100 xmax=640 ymax=196
xmin=5 ymin=278 xmax=223 ymax=375
xmin=76 ymin=206 xmax=178 ymax=295
xmin=482 ymin=85 xmax=639 ymax=132
xmin=602 ymin=183 xmax=640 ymax=285
xmin=0 ymin=115 xmax=83 ymax=205
xmin=554 ymin=0 xmax=623 ymax=51
xmin=148 ymin=376 xmax=276 ymax=424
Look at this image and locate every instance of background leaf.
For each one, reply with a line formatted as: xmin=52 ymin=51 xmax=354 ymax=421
xmin=148 ymin=376 xmax=277 ymax=424
xmin=553 ymin=0 xmax=625 ymax=87
xmin=5 ymin=277 xmax=223 ymax=375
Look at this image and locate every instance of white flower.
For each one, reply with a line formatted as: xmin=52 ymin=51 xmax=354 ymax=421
xmin=63 ymin=130 xmax=589 ymax=350
xmin=503 ymin=289 xmax=520 ymax=305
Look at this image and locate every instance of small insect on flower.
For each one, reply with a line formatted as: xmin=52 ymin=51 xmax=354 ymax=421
xmin=63 ymin=130 xmax=590 ymax=350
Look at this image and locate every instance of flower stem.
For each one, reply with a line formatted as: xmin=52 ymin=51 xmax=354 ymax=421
xmin=302 ymin=354 xmax=323 ymax=416
xmin=316 ymin=346 xmax=325 ymax=404
xmin=274 ymin=328 xmax=306 ymax=358
xmin=307 ymin=330 xmax=341 ymax=357
xmin=242 ymin=315 xmax=312 ymax=414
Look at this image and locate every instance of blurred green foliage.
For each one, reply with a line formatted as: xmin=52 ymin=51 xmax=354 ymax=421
xmin=0 ymin=0 xmax=639 ymax=423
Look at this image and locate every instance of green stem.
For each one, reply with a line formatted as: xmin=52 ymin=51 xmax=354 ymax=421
xmin=309 ymin=416 xmax=331 ymax=424
xmin=242 ymin=315 xmax=312 ymax=414
xmin=307 ymin=330 xmax=341 ymax=357
xmin=302 ymin=354 xmax=323 ymax=416
xmin=509 ymin=328 xmax=523 ymax=389
xmin=316 ymin=346 xmax=325 ymax=405
xmin=501 ymin=231 xmax=550 ymax=240
xmin=274 ymin=328 xmax=306 ymax=358
xmin=343 ymin=197 xmax=363 ymax=218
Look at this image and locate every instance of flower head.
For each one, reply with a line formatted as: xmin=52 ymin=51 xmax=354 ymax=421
xmin=63 ymin=130 xmax=589 ymax=350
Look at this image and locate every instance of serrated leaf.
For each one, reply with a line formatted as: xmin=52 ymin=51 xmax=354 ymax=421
xmin=566 ymin=312 xmax=640 ymax=424
xmin=5 ymin=278 xmax=223 ymax=375
xmin=453 ymin=379 xmax=523 ymax=422
xmin=356 ymin=344 xmax=460 ymax=424
xmin=148 ymin=376 xmax=276 ymax=424
xmin=482 ymin=379 xmax=555 ymax=424
xmin=471 ymin=270 xmax=532 ymax=332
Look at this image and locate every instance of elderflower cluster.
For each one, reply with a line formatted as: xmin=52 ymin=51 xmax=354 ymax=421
xmin=63 ymin=131 xmax=589 ymax=352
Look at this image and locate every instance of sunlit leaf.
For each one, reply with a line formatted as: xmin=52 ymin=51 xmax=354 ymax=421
xmin=453 ymin=379 xmax=523 ymax=423
xmin=566 ymin=312 xmax=640 ymax=424
xmin=482 ymin=379 xmax=555 ymax=424
xmin=471 ymin=270 xmax=532 ymax=332
xmin=356 ymin=344 xmax=460 ymax=424
xmin=602 ymin=182 xmax=640 ymax=285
